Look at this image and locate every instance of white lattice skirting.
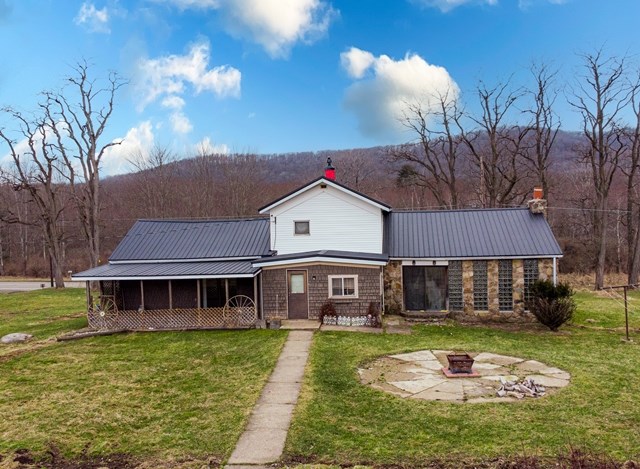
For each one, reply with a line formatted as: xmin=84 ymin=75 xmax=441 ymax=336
xmin=87 ymin=307 xmax=257 ymax=331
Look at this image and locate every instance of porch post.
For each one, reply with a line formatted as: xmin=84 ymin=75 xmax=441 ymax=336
xmin=85 ymin=281 xmax=91 ymax=311
xmin=168 ymin=280 xmax=173 ymax=309
xmin=140 ymin=280 xmax=145 ymax=309
xmin=552 ymin=257 xmax=558 ymax=286
xmin=225 ymin=278 xmax=229 ymax=304
xmin=196 ymin=279 xmax=201 ymax=309
xmin=259 ymin=274 xmax=265 ymax=320
xmin=253 ymin=275 xmax=259 ymax=319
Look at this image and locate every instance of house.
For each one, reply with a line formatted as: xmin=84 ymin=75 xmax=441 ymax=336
xmin=73 ymin=159 xmax=562 ymax=329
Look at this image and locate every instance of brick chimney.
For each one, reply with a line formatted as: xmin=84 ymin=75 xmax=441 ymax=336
xmin=528 ymin=187 xmax=547 ymax=216
xmin=324 ymin=157 xmax=335 ymax=181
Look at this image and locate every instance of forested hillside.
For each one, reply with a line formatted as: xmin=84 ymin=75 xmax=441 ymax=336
xmin=0 ymin=129 xmax=628 ymax=280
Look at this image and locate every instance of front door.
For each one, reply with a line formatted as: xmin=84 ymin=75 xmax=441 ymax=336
xmin=288 ymin=270 xmax=308 ymax=319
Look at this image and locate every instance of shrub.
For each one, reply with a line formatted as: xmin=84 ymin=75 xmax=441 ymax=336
xmin=526 ymin=279 xmax=576 ymax=331
xmin=367 ymin=301 xmax=381 ymax=328
xmin=319 ymin=301 xmax=337 ymax=324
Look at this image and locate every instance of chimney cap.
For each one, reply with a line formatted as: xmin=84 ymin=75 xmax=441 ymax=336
xmin=324 ymin=157 xmax=336 ymax=180
xmin=533 ymin=187 xmax=543 ymax=200
xmin=325 ymin=157 xmax=335 ymax=170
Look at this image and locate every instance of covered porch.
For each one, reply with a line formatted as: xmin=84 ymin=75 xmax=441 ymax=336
xmin=73 ymin=261 xmax=261 ymax=331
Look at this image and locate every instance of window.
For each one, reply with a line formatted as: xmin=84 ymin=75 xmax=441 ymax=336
xmin=524 ymin=259 xmax=539 ymax=304
xmin=328 ymin=275 xmax=358 ymax=298
xmin=448 ymin=261 xmax=463 ymax=311
xmin=498 ymin=260 xmax=513 ymax=312
xmin=294 ymin=221 xmax=310 ymax=235
xmin=473 ymin=260 xmax=488 ymax=310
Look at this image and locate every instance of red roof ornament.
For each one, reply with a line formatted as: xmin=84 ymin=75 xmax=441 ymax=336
xmin=324 ymin=157 xmax=335 ymax=181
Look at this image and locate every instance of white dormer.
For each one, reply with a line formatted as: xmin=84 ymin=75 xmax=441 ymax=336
xmin=258 ymin=160 xmax=390 ymax=255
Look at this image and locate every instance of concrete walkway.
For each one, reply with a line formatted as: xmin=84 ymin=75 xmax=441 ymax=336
xmin=226 ymin=330 xmax=313 ymax=468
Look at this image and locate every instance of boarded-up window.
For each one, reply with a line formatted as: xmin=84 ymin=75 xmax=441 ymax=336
xmin=473 ymin=260 xmax=488 ymax=311
xmin=498 ymin=260 xmax=513 ymax=312
xmin=448 ymin=261 xmax=463 ymax=311
xmin=524 ymin=259 xmax=539 ymax=304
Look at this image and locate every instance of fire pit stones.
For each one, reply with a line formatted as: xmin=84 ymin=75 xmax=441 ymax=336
xmin=358 ymin=350 xmax=571 ymax=403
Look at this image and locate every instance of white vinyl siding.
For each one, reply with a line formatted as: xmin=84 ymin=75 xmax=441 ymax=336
xmin=268 ymin=184 xmax=384 ymax=254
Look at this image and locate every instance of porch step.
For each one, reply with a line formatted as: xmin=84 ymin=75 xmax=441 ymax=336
xmin=279 ymin=319 xmax=321 ymax=330
xmin=400 ymin=310 xmax=450 ymax=322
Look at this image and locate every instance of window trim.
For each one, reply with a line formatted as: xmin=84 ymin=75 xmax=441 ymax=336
xmin=328 ymin=275 xmax=359 ymax=299
xmin=293 ymin=220 xmax=310 ymax=235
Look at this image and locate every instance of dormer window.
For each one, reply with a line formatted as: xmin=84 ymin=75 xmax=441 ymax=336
xmin=294 ymin=220 xmax=310 ymax=235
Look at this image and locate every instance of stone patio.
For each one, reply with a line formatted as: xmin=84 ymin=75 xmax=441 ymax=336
xmin=358 ymin=350 xmax=570 ymax=403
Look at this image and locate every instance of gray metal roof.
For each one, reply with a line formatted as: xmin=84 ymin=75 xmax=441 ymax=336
xmin=253 ymin=250 xmax=389 ymax=265
xmin=109 ymin=218 xmax=270 ymax=262
xmin=72 ymin=260 xmax=258 ymax=280
xmin=387 ymin=208 xmax=562 ymax=259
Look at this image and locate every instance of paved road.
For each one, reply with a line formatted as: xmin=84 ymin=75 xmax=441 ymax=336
xmin=0 ymin=281 xmax=84 ymax=292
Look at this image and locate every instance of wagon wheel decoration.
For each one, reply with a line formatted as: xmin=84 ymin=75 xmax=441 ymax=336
xmin=89 ymin=296 xmax=118 ymax=330
xmin=223 ymin=295 xmax=257 ymax=326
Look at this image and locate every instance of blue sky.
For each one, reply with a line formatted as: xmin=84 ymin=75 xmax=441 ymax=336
xmin=1 ymin=0 xmax=639 ymax=174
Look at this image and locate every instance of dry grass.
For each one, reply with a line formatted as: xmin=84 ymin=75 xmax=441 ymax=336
xmin=558 ymin=273 xmax=631 ymax=291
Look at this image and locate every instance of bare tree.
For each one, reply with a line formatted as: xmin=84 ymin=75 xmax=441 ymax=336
xmin=391 ymin=90 xmax=464 ymax=208
xmin=127 ymin=146 xmax=178 ymax=218
xmin=0 ymin=109 xmax=67 ymax=287
xmin=568 ymin=50 xmax=630 ymax=289
xmin=460 ymin=80 xmax=531 ymax=208
xmin=522 ymin=62 xmax=561 ymax=202
xmin=621 ymin=73 xmax=640 ymax=285
xmin=44 ymin=61 xmax=126 ymax=267
xmin=217 ymin=154 xmax=265 ymax=217
xmin=333 ymin=149 xmax=382 ymax=195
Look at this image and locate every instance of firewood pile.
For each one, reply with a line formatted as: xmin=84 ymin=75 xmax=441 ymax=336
xmin=497 ymin=377 xmax=546 ymax=398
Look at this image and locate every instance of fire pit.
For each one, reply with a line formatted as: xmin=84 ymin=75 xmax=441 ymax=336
xmin=446 ymin=353 xmax=475 ymax=374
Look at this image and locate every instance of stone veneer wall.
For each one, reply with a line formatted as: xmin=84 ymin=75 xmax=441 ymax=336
xmin=383 ymin=261 xmax=403 ymax=314
xmin=262 ymin=265 xmax=382 ymax=320
xmin=382 ymin=258 xmax=555 ymax=323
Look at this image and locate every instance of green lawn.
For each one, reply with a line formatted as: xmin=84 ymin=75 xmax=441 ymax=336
xmin=573 ymin=289 xmax=640 ymax=329
xmin=0 ymin=288 xmax=87 ymax=340
xmin=286 ymin=297 xmax=640 ymax=466
xmin=0 ymin=329 xmax=287 ymax=461
xmin=2 ymin=288 xmax=640 ymax=466
xmin=0 ymin=289 xmax=288 ymax=463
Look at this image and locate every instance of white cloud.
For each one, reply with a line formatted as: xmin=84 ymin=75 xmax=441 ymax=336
xmin=193 ymin=137 xmax=229 ymax=155
xmin=170 ymin=112 xmax=193 ymax=134
xmin=74 ymin=2 xmax=110 ymax=33
xmin=102 ymin=121 xmax=155 ymax=175
xmin=161 ymin=95 xmax=186 ymax=110
xmin=340 ymin=47 xmax=375 ymax=79
xmin=136 ymin=39 xmax=241 ymax=111
xmin=156 ymin=0 xmax=336 ymax=58
xmin=341 ymin=48 xmax=459 ymax=140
